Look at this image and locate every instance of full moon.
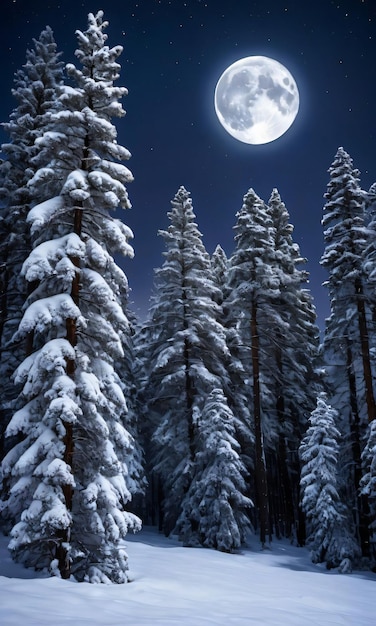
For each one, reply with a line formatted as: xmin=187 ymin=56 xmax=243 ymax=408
xmin=214 ymin=56 xmax=299 ymax=145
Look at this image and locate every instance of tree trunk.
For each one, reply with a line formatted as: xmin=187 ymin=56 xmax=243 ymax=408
xmin=251 ymin=299 xmax=270 ymax=546
xmin=346 ymin=338 xmax=370 ymax=557
xmin=354 ymin=278 xmax=376 ymax=424
xmin=181 ymin=273 xmax=197 ymax=539
xmin=181 ymin=253 xmax=195 ymax=463
xmin=274 ymin=336 xmax=295 ymax=538
xmin=58 ymin=204 xmax=83 ymax=579
xmin=277 ymin=429 xmax=294 ymax=537
xmin=183 ymin=335 xmax=195 ymax=458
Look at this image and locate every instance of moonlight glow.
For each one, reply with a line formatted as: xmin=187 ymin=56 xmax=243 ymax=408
xmin=214 ymin=56 xmax=299 ymax=145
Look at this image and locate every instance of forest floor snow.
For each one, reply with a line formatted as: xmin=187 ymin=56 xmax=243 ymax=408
xmin=0 ymin=526 xmax=374 ymax=625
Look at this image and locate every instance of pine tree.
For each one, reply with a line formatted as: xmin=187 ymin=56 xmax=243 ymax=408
xmin=226 ymin=188 xmax=277 ymax=546
xmin=0 ymin=27 xmax=64 ymax=459
xmin=300 ymin=393 xmax=360 ymax=570
xmin=142 ymin=186 xmax=245 ymax=545
xmin=225 ymin=187 xmax=320 ymax=546
xmin=175 ymin=388 xmax=252 ymax=551
xmin=266 ymin=189 xmax=320 ymax=542
xmin=0 ymin=11 xmax=140 ymax=583
xmin=211 ymin=244 xmax=254 ymax=503
xmin=321 ymin=147 xmax=375 ymax=558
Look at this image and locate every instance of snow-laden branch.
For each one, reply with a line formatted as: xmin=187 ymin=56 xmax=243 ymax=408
xmin=17 ymin=294 xmax=83 ymax=337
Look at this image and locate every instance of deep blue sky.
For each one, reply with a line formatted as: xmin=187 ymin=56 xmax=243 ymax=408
xmin=2 ymin=0 xmax=375 ymax=327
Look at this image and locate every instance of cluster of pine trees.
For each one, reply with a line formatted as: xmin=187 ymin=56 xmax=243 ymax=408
xmin=0 ymin=11 xmax=375 ymax=582
xmin=137 ymin=183 xmax=321 ymax=553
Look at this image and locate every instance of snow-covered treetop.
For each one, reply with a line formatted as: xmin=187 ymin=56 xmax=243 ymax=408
xmin=27 ymin=10 xmax=134 ymax=240
xmin=211 ymin=245 xmax=228 ymax=290
xmin=8 ymin=25 xmax=64 ymax=122
xmin=322 ymin=147 xmax=363 ymax=230
xmin=67 ymin=11 xmax=126 ymax=120
xmin=321 ymin=147 xmax=368 ymax=289
xmin=228 ymin=188 xmax=278 ymax=301
xmin=0 ymin=26 xmax=64 ymax=209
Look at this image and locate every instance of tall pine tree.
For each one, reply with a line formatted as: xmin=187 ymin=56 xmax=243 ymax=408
xmin=321 ymin=147 xmax=375 ymax=560
xmin=0 ymin=12 xmax=140 ymax=583
xmin=266 ymin=188 xmax=320 ymax=542
xmin=226 ymin=187 xmax=320 ymax=546
xmin=226 ymin=188 xmax=276 ymax=546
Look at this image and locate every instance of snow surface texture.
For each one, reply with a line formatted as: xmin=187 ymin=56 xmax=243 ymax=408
xmin=0 ymin=527 xmax=374 ymax=625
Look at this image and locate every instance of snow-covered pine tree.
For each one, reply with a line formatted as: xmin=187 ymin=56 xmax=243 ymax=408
xmin=321 ymin=147 xmax=375 ymax=559
xmin=300 ymin=393 xmax=360 ymax=570
xmin=175 ymin=388 xmax=252 ymax=552
xmin=0 ymin=27 xmax=64 ymax=460
xmin=266 ymin=189 xmax=320 ymax=542
xmin=0 ymin=11 xmax=141 ymax=583
xmin=211 ymin=244 xmax=254 ymax=496
xmin=142 ymin=186 xmax=247 ymax=545
xmin=226 ymin=188 xmax=279 ymax=547
xmin=225 ymin=187 xmax=320 ymax=547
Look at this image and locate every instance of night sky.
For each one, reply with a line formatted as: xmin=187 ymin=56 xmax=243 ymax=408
xmin=2 ymin=0 xmax=375 ymax=328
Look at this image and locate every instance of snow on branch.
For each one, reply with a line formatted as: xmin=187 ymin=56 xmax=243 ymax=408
xmin=27 ymin=196 xmax=65 ymax=235
xmin=17 ymin=294 xmax=83 ymax=337
xmin=88 ymin=170 xmax=129 ymax=208
xmin=81 ymin=268 xmax=129 ymax=325
xmin=22 ymin=233 xmax=85 ymax=283
xmin=14 ymin=338 xmax=76 ymax=387
xmin=99 ymin=159 xmax=133 ymax=184
xmin=105 ymin=219 xmax=134 ymax=256
xmin=62 ymin=169 xmax=90 ymax=202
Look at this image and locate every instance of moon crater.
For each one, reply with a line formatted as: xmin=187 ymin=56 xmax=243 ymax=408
xmin=214 ymin=56 xmax=299 ymax=144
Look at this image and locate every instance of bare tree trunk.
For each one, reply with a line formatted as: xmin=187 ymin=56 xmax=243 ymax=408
xmin=251 ymin=299 xmax=270 ymax=546
xmin=277 ymin=430 xmax=294 ymax=538
xmin=355 ymin=278 xmax=376 ymax=424
xmin=274 ymin=336 xmax=295 ymax=538
xmin=346 ymin=339 xmax=370 ymax=557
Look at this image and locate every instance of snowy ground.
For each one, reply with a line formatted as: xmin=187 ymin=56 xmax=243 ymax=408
xmin=0 ymin=527 xmax=374 ymax=626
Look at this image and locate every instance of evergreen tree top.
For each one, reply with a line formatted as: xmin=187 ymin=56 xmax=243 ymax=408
xmin=158 ymin=186 xmax=206 ymax=256
xmin=321 ymin=147 xmax=368 ymax=287
xmin=322 ymin=147 xmax=364 ymax=230
xmin=70 ymin=11 xmax=124 ymax=91
xmin=1 ymin=26 xmax=63 ymax=148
